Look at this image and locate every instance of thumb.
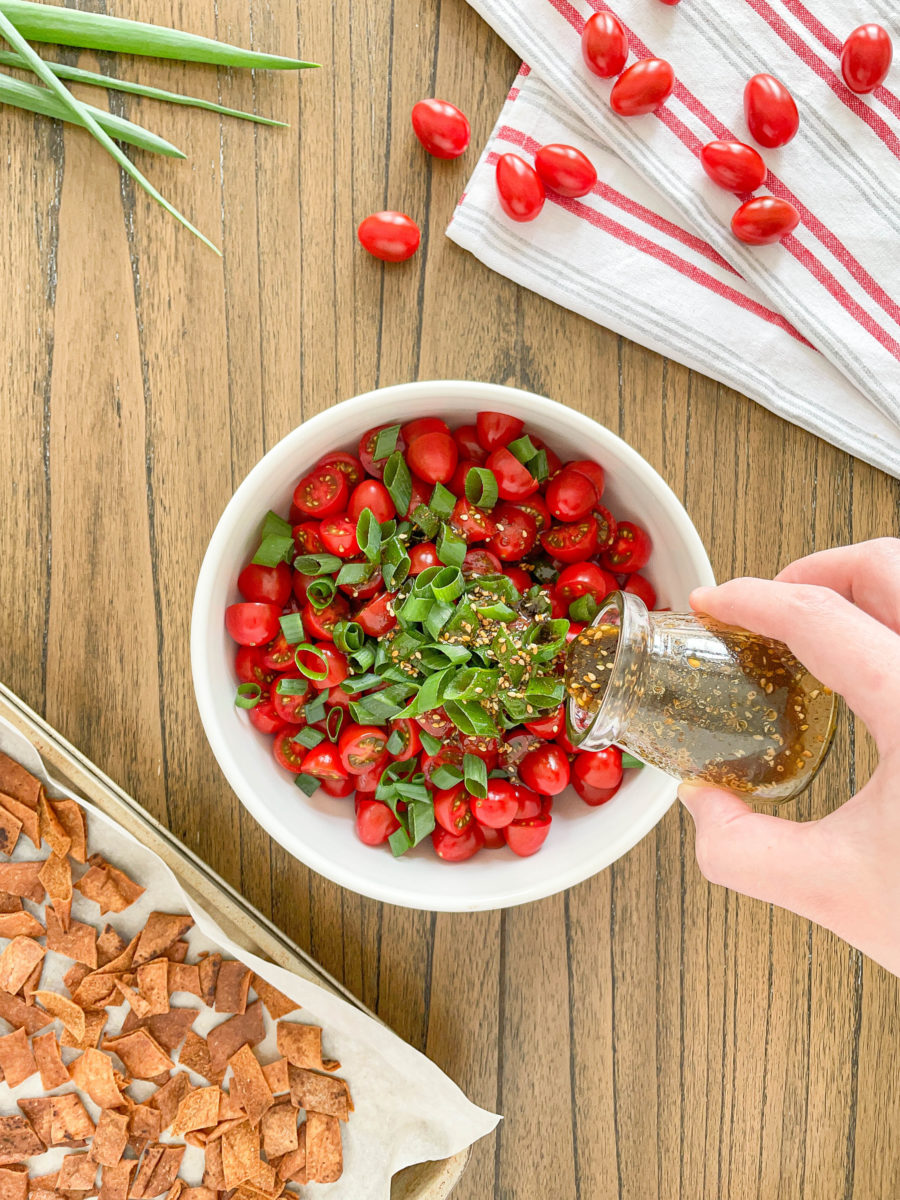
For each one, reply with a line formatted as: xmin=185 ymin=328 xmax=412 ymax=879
xmin=678 ymin=783 xmax=834 ymax=917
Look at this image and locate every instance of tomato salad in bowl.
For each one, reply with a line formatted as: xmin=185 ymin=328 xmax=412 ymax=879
xmin=225 ymin=410 xmax=658 ymax=864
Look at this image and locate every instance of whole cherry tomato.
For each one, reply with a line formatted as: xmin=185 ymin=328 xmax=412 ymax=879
xmin=433 ymin=785 xmax=474 ymax=835
xmin=409 ymin=542 xmax=441 ymax=574
xmin=504 ymin=814 xmax=551 ymax=857
xmin=476 ymin=411 xmax=524 ymax=451
xmin=699 ymin=140 xmax=767 ymax=193
xmin=411 ymin=98 xmax=471 ymax=158
xmin=540 ymin=517 xmax=599 ymax=564
xmin=581 ymin=11 xmax=629 ymax=78
xmin=534 ymin=144 xmax=598 ymax=198
xmin=573 ymin=746 xmax=623 ymax=791
xmin=624 ymin=573 xmax=657 ymax=608
xmin=471 ymin=779 xmax=519 ymax=829
xmin=572 ymin=774 xmax=622 ymax=807
xmin=407 ymin=431 xmax=458 ymax=484
xmin=357 ymin=212 xmax=420 ymax=262
xmin=237 ymin=562 xmax=292 ymax=607
xmin=348 ymin=480 xmax=395 ymax=524
xmin=524 ymin=705 xmax=564 ymax=739
xmin=248 ymin=697 xmax=288 ymax=736
xmin=519 ymin=744 xmax=571 ymax=796
xmin=356 ymin=800 xmax=401 ymax=846
xmin=731 ymin=196 xmax=800 ymax=245
xmin=402 ymin=417 xmax=450 ymax=441
xmin=486 ymin=503 xmax=538 ymax=560
xmin=225 ymin=602 xmax=282 ymax=647
xmin=743 ymin=74 xmax=799 ymax=148
xmin=512 ymin=784 xmax=543 ymax=820
xmin=546 ymin=467 xmax=598 ymax=522
xmin=610 ymin=59 xmax=675 ymax=116
xmin=320 ymin=775 xmax=356 ymax=798
xmin=601 ymin=520 xmax=652 ymax=573
xmin=486 ymin=448 xmax=539 ymax=501
xmin=432 ymin=822 xmax=485 ymax=862
xmin=495 ymin=153 xmax=545 ymax=222
xmin=841 ymin=24 xmax=892 ymax=94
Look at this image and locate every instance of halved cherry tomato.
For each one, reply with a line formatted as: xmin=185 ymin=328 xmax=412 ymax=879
xmin=486 ymin=448 xmax=539 ymax=501
xmin=460 ymin=736 xmax=500 ymax=772
xmin=421 ymin=741 xmax=464 ymax=782
xmin=354 ymin=760 xmax=387 ymax=792
xmin=226 ymin=602 xmax=282 ymax=647
xmin=451 ymin=497 xmax=497 ymax=543
xmin=601 ymin=520 xmax=652 ymax=572
xmin=572 ymin=774 xmax=622 ymax=807
xmin=624 ymin=573 xmax=657 ymax=608
xmin=503 ymin=565 xmax=532 ymax=593
xmin=433 ymin=785 xmax=474 ymax=835
xmin=555 ymin=562 xmax=616 ymax=604
xmin=519 ymin=744 xmax=571 ymax=795
xmin=556 ymin=724 xmax=578 ymax=754
xmin=593 ymin=504 xmax=617 ymax=552
xmin=402 ymin=417 xmax=451 ymax=442
xmin=411 ymin=98 xmax=471 ymax=159
xmin=409 ymin=542 xmax=441 ymax=574
xmin=406 ymin=475 xmax=431 ymax=517
xmin=610 ymin=58 xmax=675 ymax=116
xmin=326 ymin=683 xmax=353 ymax=709
xmin=293 ymin=466 xmax=349 ymax=519
xmin=476 ymin=411 xmax=524 ymax=452
xmin=356 ymin=800 xmax=401 ymax=845
xmin=319 ymin=775 xmax=355 ymax=798
xmin=486 ymin=503 xmax=538 ymax=560
xmin=418 ymin=709 xmax=456 ymax=740
xmin=463 ymin=547 xmax=504 ymax=577
xmin=501 ymin=732 xmax=543 ymax=773
xmin=525 ymin=705 xmax=564 ymax=739
xmin=540 ymin=517 xmax=599 ymax=564
xmin=273 ymin=730 xmax=308 ymax=773
xmin=356 ymin=591 xmax=397 ymax=637
xmin=296 ymin=644 xmax=348 ymax=689
xmin=534 ymin=144 xmax=597 ymax=198
xmin=581 ymin=11 xmax=629 ymax=78
xmin=495 ymin=153 xmax=545 ymax=222
xmin=272 ymin=675 xmax=310 ymax=724
xmin=359 ymin=424 xmax=407 ymax=480
xmin=238 ymin=562 xmax=292 ymax=607
xmin=388 ymin=718 xmax=422 ymax=762
xmin=300 ymin=742 xmax=348 ymax=780
xmin=348 ymin=480 xmax=395 ymax=524
xmin=841 ymin=24 xmax=892 ymax=94
xmin=743 ymin=74 xmax=799 ymax=148
xmin=513 ymin=494 xmax=551 ymax=532
xmin=407 ymin=431 xmax=458 ymax=484
xmin=293 ymin=521 xmax=323 ymax=556
xmin=512 ymin=784 xmax=543 ymax=819
xmin=542 ymin=585 xmax=567 ymax=619
xmin=504 ymin=814 xmax=551 ymax=857
xmin=453 ymin=424 xmax=487 ymax=463
xmin=319 ymin=516 xmax=360 ymax=558
xmin=338 ymin=724 xmax=390 ymax=775
xmin=568 ymin=460 xmax=605 ymax=498
xmin=432 ymin=822 xmax=485 ymax=861
xmin=573 ymin=746 xmax=623 ymax=791
xmin=731 ymin=197 xmax=800 ymax=245
xmin=699 ymin=140 xmax=767 ymax=193
xmin=481 ymin=825 xmax=507 ymax=850
xmin=317 ymin=451 xmax=364 ymax=489
xmin=260 ymin=632 xmax=297 ymax=672
xmin=470 ymin=779 xmax=518 ymax=829
xmin=302 ymin=594 xmax=350 ymax=641
xmin=546 ymin=467 xmax=598 ymax=522
xmin=248 ymin=697 xmax=288 ymax=736
xmin=235 ymin=645 xmax=277 ymax=688
xmin=338 ymin=564 xmax=383 ymax=600
xmin=450 ymin=459 xmax=480 ymax=496
xmin=358 ymin=211 xmax=421 ymax=262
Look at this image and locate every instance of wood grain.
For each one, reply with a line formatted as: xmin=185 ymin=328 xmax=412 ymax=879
xmin=0 ymin=1 xmax=899 ymax=1197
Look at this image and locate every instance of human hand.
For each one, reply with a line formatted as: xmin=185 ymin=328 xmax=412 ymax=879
xmin=679 ymin=538 xmax=900 ymax=977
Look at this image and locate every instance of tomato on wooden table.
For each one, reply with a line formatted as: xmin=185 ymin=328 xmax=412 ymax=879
xmin=452 ymin=424 xmax=487 ymax=463
xmin=433 ymin=785 xmax=474 ymax=835
xmin=356 ymin=591 xmax=397 ymax=637
xmin=610 ymin=59 xmax=675 ymax=116
xmin=358 ymin=211 xmax=421 ymax=262
xmin=300 ymin=742 xmax=348 ymax=780
xmin=338 ymin=724 xmax=390 ymax=775
xmin=486 ymin=503 xmax=538 ymax=560
xmin=699 ymin=140 xmax=767 ymax=193
xmin=601 ymin=520 xmax=652 ymax=572
xmin=273 ymin=730 xmax=308 ymax=774
xmin=293 ymin=466 xmax=349 ymax=519
xmin=495 ymin=154 xmax=545 ymax=223
xmin=487 ymin=448 xmax=539 ymax=501
xmin=470 ymin=779 xmax=518 ymax=829
xmin=235 ymin=646 xmax=276 ymax=688
xmin=432 ymin=822 xmax=485 ymax=862
xmin=505 ymin=814 xmax=551 ymax=857
xmin=359 ymin=424 xmax=407 ymax=479
xmin=356 ymin=800 xmax=401 ymax=845
xmin=841 ymin=25 xmax=892 ymax=94
xmin=540 ymin=516 xmax=599 ymax=564
xmin=546 ymin=467 xmax=598 ymax=522
xmin=451 ymin=497 xmax=497 ymax=543
xmin=406 ymin=431 xmax=458 ymax=484
xmin=317 ymin=451 xmax=364 ymax=489
xmin=519 ymin=744 xmax=571 ymax=796
xmin=302 ymin=594 xmax=350 ymax=641
xmin=534 ymin=144 xmax=597 ymax=198
xmin=296 ymin=643 xmax=348 ymax=689
xmin=555 ymin=562 xmax=616 ymax=604
xmin=225 ymin=602 xmax=282 ymax=647
xmin=248 ymin=697 xmax=288 ymax=736
xmin=319 ymin=516 xmax=360 ymax=558
xmin=743 ymin=74 xmax=799 ymax=148
xmin=731 ymin=197 xmax=799 ymax=245
xmin=581 ymin=11 xmax=629 ymax=78
xmin=238 ymin=562 xmax=292 ymax=607
xmin=411 ymin=98 xmax=471 ymax=158
xmin=624 ymin=573 xmax=657 ymax=608
xmin=409 ymin=542 xmax=441 ymax=574
xmin=348 ymin=480 xmax=395 ymax=524
xmin=476 ymin=411 xmax=524 ymax=452
xmin=388 ymin=718 xmax=422 ymax=762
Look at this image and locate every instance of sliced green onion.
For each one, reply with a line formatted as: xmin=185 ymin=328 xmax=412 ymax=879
xmin=261 ymin=511 xmax=293 ymax=539
xmin=333 ymin=621 xmax=365 ymax=654
xmin=294 ymin=774 xmax=321 ymax=797
xmin=252 ymin=533 xmax=294 ymax=567
xmin=430 ymin=764 xmax=464 ymax=789
xmin=356 ymin=510 xmax=382 ymax=562
xmin=306 ymin=577 xmax=338 ymax=611
xmin=373 ymin=424 xmax=401 ymax=461
xmin=444 ymin=699 xmax=498 ymax=738
xmin=475 ymin=601 xmax=517 ymax=622
xmin=419 ymin=730 xmax=442 ymax=757
xmin=381 ymin=551 xmax=410 ymax=592
xmin=424 ymin=599 xmax=455 ymax=641
xmin=430 ymin=567 xmax=464 ymax=603
xmin=428 ymin=483 xmax=455 ymax=519
xmin=279 ymin=613 xmax=305 ymax=645
xmin=463 ymin=754 xmax=488 ymax=800
xmin=436 ymin=525 xmax=466 ymax=569
xmin=325 ymin=707 xmax=345 ymax=742
xmin=569 ymin=594 xmax=600 ymax=624
xmin=383 ymin=452 xmax=412 ymax=518
xmin=276 ymin=677 xmax=309 ymax=696
xmin=407 ymin=800 xmax=435 ymax=847
xmin=292 ymin=727 xmax=324 ymax=750
xmin=350 ymin=644 xmax=377 ymax=673
xmin=621 ymin=752 xmax=645 ymax=770
xmin=507 ymin=435 xmax=538 ymax=465
xmin=389 ymin=826 xmax=413 ymax=857
xmin=386 ymin=728 xmax=405 ymax=756
xmin=336 ymin=561 xmax=375 ymax=586
xmin=398 ymin=593 xmax=433 ymax=625
xmin=464 ymin=467 xmax=499 ymax=509
xmin=293 ymin=644 xmax=329 ymax=682
xmin=420 ymin=643 xmax=471 ymax=670
xmin=304 ymin=693 xmax=327 ymax=724
xmin=395 ymin=780 xmax=430 ymax=803
xmin=411 ymin=504 xmax=440 ymax=540
xmin=348 ymin=701 xmax=388 ymax=726
xmin=294 ymin=553 xmax=342 ymax=576
xmin=524 ymin=619 xmax=571 ymax=663
xmin=234 ymin=682 xmax=262 ymax=709
xmin=530 ymin=449 xmax=549 ymax=481
xmin=398 ymin=666 xmax=451 ymax=718
xmin=340 ymin=672 xmax=384 ymax=694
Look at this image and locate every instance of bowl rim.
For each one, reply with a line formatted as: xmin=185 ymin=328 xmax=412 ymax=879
xmin=191 ymin=380 xmax=715 ymax=911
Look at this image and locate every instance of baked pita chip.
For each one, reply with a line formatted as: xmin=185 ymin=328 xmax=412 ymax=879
xmin=56 ymin=1152 xmax=97 ymax=1191
xmin=34 ymin=990 xmax=85 ymax=1042
xmin=69 ymin=1049 xmax=126 ymax=1110
xmin=214 ymin=960 xmax=252 ymax=1015
xmin=0 ymin=1164 xmax=27 ymax=1200
xmin=89 ymin=1109 xmax=129 ymax=1167
xmin=169 ymin=1087 xmax=221 ymax=1137
xmin=97 ymin=1161 xmax=135 ymax=1200
xmin=261 ymin=1058 xmax=290 ymax=1096
xmin=130 ymin=1144 xmax=185 ymax=1200
xmin=33 ymin=1031 xmax=70 ymax=1090
xmin=0 ymin=988 xmax=52 ymax=1034
xmin=0 ymin=862 xmax=44 ymax=904
xmin=0 ymin=796 xmax=38 ymax=848
xmin=305 ymin=1111 xmax=343 ymax=1185
xmin=251 ymin=974 xmax=298 ymax=1020
xmin=260 ymin=1103 xmax=298 ymax=1159
xmin=207 ymin=1001 xmax=265 ymax=1076
xmin=38 ymin=792 xmax=71 ymax=859
xmin=0 ymin=755 xmax=41 ymax=810
xmin=0 ymin=805 xmax=21 ymax=857
xmin=229 ymin=1043 xmax=274 ymax=1126
xmin=0 ymin=1115 xmax=44 ymax=1166
xmin=101 ymin=1029 xmax=173 ymax=1079
xmin=288 ymin=1066 xmax=353 ymax=1121
xmin=276 ymin=1023 xmax=339 ymax=1074
xmin=45 ymin=909 xmax=98 ymax=967
xmin=221 ymin=1120 xmax=261 ymax=1190
xmin=49 ymin=799 xmax=87 ymax=863
xmin=0 ymin=936 xmax=45 ymax=994
xmin=133 ymin=914 xmax=194 ymax=967
xmin=0 ymin=1027 xmax=37 ymax=1087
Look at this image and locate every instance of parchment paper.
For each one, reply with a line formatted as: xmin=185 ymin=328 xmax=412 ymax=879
xmin=0 ymin=717 xmax=499 ymax=1197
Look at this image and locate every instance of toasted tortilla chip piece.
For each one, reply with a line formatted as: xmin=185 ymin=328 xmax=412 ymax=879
xmin=0 ymin=796 xmax=38 ymax=848
xmin=251 ymin=974 xmax=298 ymax=1020
xmin=148 ymin=1071 xmax=190 ymax=1129
xmin=260 ymin=1103 xmax=298 ymax=1159
xmin=0 ymin=910 xmax=43 ymax=938
xmin=168 ymin=962 xmax=201 ymax=998
xmin=122 ymin=1007 xmax=195 ymax=1054
xmin=221 ymin=1121 xmax=261 ymax=1189
xmin=69 ymin=1049 xmax=125 ymax=1110
xmin=197 ymin=954 xmax=221 ymax=1007
xmin=0 ymin=755 xmax=41 ymax=809
xmin=19 ymin=1092 xmax=94 ymax=1147
xmin=202 ymin=1137 xmax=225 ymax=1190
xmin=215 ymin=960 xmax=252 ymax=1015
xmin=128 ymin=1104 xmax=162 ymax=1150
xmin=75 ymin=856 xmax=145 ymax=914
xmin=38 ymin=853 xmax=72 ymax=904
xmin=0 ymin=1164 xmax=27 ymax=1200
xmin=33 ymin=1031 xmax=70 ymax=1090
xmin=0 ymin=936 xmax=45 ymax=994
xmin=305 ymin=1111 xmax=342 ymax=1184
xmin=0 ymin=1027 xmax=37 ymax=1087
xmin=0 ymin=806 xmax=21 ymax=856
xmin=0 ymin=893 xmax=20 ymax=914
xmin=262 ymin=1058 xmax=290 ymax=1097
xmin=102 ymin=1029 xmax=173 ymax=1079
xmin=98 ymin=1159 xmax=135 ymax=1200
xmin=57 ymin=1152 xmax=97 ymax=1190
xmin=0 ymin=1114 xmax=43 ymax=1166
xmin=131 ymin=1144 xmax=185 ymax=1200
xmin=34 ymin=990 xmax=85 ymax=1042
xmin=0 ymin=862 xmax=43 ymax=903
xmin=63 ymin=962 xmax=92 ymax=994
xmin=207 ymin=1001 xmax=265 ymax=1077
xmin=135 ymin=959 xmax=170 ymax=1015
xmin=96 ymin=925 xmax=129 ymax=968
xmin=45 ymin=909 xmax=98 ymax=968
xmin=170 ymin=1086 xmax=221 ymax=1137
xmin=133 ymin=913 xmax=194 ymax=967
xmin=38 ymin=792 xmax=71 ymax=859
xmin=60 ymin=1007 xmax=107 ymax=1050
xmin=276 ymin=1125 xmax=306 ymax=1184
xmin=181 ymin=1189 xmax=217 ymax=1200
xmin=229 ymin=1043 xmax=274 ymax=1126
xmin=89 ymin=1108 xmax=129 ymax=1167
xmin=177 ymin=1030 xmax=217 ymax=1082
xmin=0 ymin=988 xmax=52 ymax=1034
xmin=166 ymin=940 xmax=189 ymax=963
xmin=288 ymin=1066 xmax=353 ymax=1121
xmin=276 ymin=1022 xmax=339 ymax=1073
xmin=49 ymin=799 xmax=87 ymax=863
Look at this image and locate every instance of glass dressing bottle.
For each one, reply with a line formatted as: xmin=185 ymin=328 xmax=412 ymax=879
xmin=565 ymin=592 xmax=837 ymax=804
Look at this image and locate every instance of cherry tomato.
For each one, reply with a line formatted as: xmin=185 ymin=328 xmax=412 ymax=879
xmin=302 ymin=594 xmax=350 ymax=641
xmin=463 ymin=547 xmax=504 ymax=577
xmin=593 ymin=504 xmax=617 ymax=552
xmin=501 ymin=732 xmax=543 ymax=773
xmin=504 ymin=814 xmax=551 ymax=857
xmin=359 ymin=424 xmax=407 ymax=480
xmin=235 ymin=646 xmax=276 ymax=689
xmin=407 ymin=431 xmax=458 ymax=485
xmin=495 ymin=153 xmax=545 ymax=223
xmin=610 ymin=58 xmax=675 ymax=116
xmin=356 ymin=591 xmax=397 ymax=637
xmin=293 ymin=521 xmax=323 ymax=556
xmin=411 ymin=98 xmax=471 ymax=158
xmin=260 ymin=632 xmax=296 ymax=672
xmin=555 ymin=562 xmax=616 ymax=604
xmin=529 ymin=435 xmax=562 ymax=478
xmin=453 ymin=424 xmax=487 ymax=463
xmin=743 ymin=74 xmax=799 ymax=148
xmin=519 ymin=744 xmax=571 ymax=796
xmin=297 ymin=643 xmax=348 ymax=689
xmin=451 ymin=497 xmax=497 ymax=543
xmin=320 ymin=775 xmax=356 ymax=798
xmin=418 ymin=708 xmax=456 ymax=741
xmin=624 ymin=573 xmax=657 ymax=608
xmin=460 ymin=736 xmax=500 ymax=772
xmin=486 ymin=448 xmax=539 ymax=501
xmin=566 ymin=621 xmax=585 ymax=644
xmin=300 ymin=742 xmax=348 ymax=781
xmin=225 ymin=602 xmax=282 ymax=647
xmin=731 ymin=196 xmax=800 ymax=246
xmin=356 ymin=800 xmax=401 ymax=846
xmin=543 ymin=585 xmax=567 ymax=619
xmin=237 ymin=562 xmax=291 ymax=607
xmin=534 ymin=143 xmax=597 ymax=198
xmin=402 ymin=417 xmax=450 ymax=442
xmin=433 ymin=785 xmax=474 ymax=835
xmin=573 ymin=746 xmax=623 ymax=791
xmin=581 ymin=11 xmax=629 ymax=78
xmin=540 ymin=517 xmax=599 ymax=564
xmin=841 ymin=24 xmax=892 ymax=94
xmin=486 ymin=503 xmax=538 ymax=561
xmin=476 ymin=411 xmax=525 ymax=452
xmin=556 ymin=724 xmax=578 ymax=754
xmin=699 ymin=140 xmax=767 ymax=193
xmin=357 ymin=211 xmax=421 ymax=262
xmin=513 ymin=494 xmax=551 ymax=532
xmin=406 ymin=475 xmax=432 ymax=517
xmin=432 ymin=823 xmax=485 ymax=862
xmin=572 ymin=774 xmax=621 ymax=807
xmin=248 ymin=697 xmax=288 ymax=736
xmin=546 ymin=467 xmax=598 ymax=522
xmin=319 ymin=516 xmax=360 ymax=558
xmin=525 ymin=705 xmax=564 ymax=739
xmin=354 ymin=760 xmax=387 ymax=792
xmin=568 ymin=459 xmax=605 ymax=498
xmin=421 ymin=742 xmax=463 ymax=783
xmin=503 ymin=565 xmax=532 ymax=593
xmin=409 ymin=542 xmax=441 ymax=574
xmin=388 ymin=718 xmax=422 ymax=762
xmin=317 ymin=451 xmax=364 ymax=489
xmin=512 ymin=784 xmax=543 ymax=819
xmin=273 ymin=730 xmax=307 ymax=774
xmin=601 ymin=521 xmax=652 ymax=572
xmin=326 ymin=683 xmax=353 ymax=709
xmin=293 ymin=466 xmax=349 ymax=519
xmin=338 ymin=724 xmax=390 ymax=775
xmin=338 ymin=564 xmax=383 ymax=600
xmin=467 ymin=779 xmax=516 ymax=829
xmin=348 ymin=480 xmax=395 ymax=524
xmin=272 ymin=676 xmax=310 ymax=724
xmin=480 ymin=825 xmax=507 ymax=850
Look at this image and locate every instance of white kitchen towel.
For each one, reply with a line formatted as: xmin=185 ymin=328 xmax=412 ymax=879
xmin=447 ymin=1 xmax=900 ymax=479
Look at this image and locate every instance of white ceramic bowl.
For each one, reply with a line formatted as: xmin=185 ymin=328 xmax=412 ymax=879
xmin=192 ymin=381 xmax=714 ymax=911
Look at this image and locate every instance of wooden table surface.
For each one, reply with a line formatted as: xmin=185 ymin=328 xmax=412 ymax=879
xmin=2 ymin=2 xmax=899 ymax=1197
